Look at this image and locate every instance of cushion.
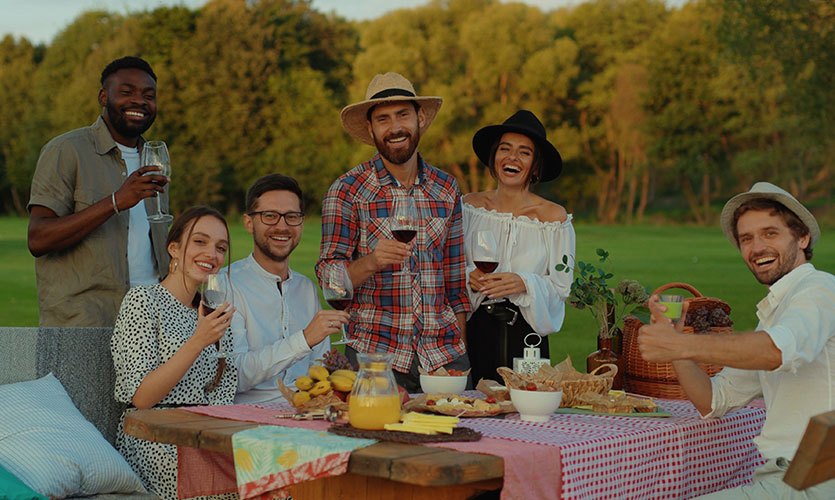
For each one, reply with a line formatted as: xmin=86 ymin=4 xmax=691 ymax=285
xmin=0 ymin=373 xmax=145 ymax=498
xmin=0 ymin=463 xmax=47 ymax=500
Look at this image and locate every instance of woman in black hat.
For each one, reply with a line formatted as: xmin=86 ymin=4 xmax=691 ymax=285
xmin=463 ymin=110 xmax=575 ymax=384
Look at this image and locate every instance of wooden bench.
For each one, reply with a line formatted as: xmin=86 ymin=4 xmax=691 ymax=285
xmin=783 ymin=409 xmax=835 ymax=490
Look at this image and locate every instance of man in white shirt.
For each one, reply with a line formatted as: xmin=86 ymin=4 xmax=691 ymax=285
xmin=227 ymin=174 xmax=349 ymax=404
xmin=639 ymin=182 xmax=835 ymax=499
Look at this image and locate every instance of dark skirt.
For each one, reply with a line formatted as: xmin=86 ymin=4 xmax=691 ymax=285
xmin=466 ymin=300 xmax=549 ymax=385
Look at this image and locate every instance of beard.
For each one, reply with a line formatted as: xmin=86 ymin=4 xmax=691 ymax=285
xmin=104 ymin=98 xmax=155 ymax=138
xmin=254 ymin=230 xmax=298 ymax=263
xmin=747 ymin=245 xmax=799 ymax=286
xmin=373 ymin=128 xmax=421 ymax=165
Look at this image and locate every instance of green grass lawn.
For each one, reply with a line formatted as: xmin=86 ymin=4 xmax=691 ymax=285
xmin=3 ymin=216 xmax=833 ymax=371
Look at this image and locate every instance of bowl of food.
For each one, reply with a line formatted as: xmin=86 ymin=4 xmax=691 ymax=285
xmin=419 ymin=368 xmax=467 ymax=394
xmin=510 ymin=387 xmax=562 ymax=422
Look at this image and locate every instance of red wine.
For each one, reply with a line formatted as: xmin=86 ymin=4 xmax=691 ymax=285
xmin=202 ymin=304 xmax=216 ymax=315
xmin=475 ymin=260 xmax=499 ymax=273
xmin=392 ymin=229 xmax=416 ymax=243
xmin=327 ymin=298 xmax=351 ymax=310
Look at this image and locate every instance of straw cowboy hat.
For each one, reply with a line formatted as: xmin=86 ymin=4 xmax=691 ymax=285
xmin=340 ymin=72 xmax=443 ymax=146
xmin=472 ymin=110 xmax=563 ymax=182
xmin=720 ymin=181 xmax=820 ymax=248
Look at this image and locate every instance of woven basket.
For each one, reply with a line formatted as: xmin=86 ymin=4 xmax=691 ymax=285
xmin=559 ymin=364 xmax=616 ymax=407
xmin=622 ymin=283 xmax=732 ymax=398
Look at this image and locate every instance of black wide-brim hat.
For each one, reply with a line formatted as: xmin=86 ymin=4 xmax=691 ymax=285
xmin=472 ymin=110 xmax=562 ymax=182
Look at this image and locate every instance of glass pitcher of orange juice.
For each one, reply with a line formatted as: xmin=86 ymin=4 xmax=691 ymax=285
xmin=348 ymin=353 xmax=402 ymax=430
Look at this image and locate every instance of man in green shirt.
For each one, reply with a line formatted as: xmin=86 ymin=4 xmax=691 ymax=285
xmin=28 ymin=56 xmax=170 ymax=327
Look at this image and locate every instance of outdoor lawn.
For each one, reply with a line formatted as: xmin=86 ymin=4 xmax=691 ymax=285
xmin=2 ymin=216 xmax=832 ymax=371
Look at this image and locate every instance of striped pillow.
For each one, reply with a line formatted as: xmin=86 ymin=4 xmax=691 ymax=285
xmin=0 ymin=373 xmax=145 ymax=498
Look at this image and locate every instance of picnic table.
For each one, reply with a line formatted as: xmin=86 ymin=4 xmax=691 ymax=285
xmin=124 ymin=395 xmax=767 ymax=499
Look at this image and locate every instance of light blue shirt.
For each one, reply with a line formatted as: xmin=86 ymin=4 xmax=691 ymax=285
xmin=222 ymin=254 xmax=330 ymax=404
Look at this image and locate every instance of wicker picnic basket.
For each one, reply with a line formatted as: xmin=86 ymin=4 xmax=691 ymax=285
xmin=559 ymin=364 xmax=617 ymax=408
xmin=622 ymin=282 xmax=733 ymax=399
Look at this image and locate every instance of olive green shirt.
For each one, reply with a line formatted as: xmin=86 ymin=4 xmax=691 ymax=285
xmin=28 ymin=116 xmax=170 ymax=327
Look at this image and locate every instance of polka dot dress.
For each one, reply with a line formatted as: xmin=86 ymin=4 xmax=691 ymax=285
xmin=111 ymin=284 xmax=238 ymax=500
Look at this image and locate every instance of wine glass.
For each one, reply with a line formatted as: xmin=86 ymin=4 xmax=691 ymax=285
xmin=390 ymin=196 xmax=418 ymax=276
xmin=471 ymin=229 xmax=502 ymax=305
xmin=140 ymin=140 xmax=173 ymax=223
xmin=199 ymin=274 xmax=237 ymax=358
xmin=322 ymin=263 xmax=356 ymax=345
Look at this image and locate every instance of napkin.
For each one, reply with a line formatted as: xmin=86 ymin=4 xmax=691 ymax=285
xmin=231 ymin=425 xmax=376 ymax=499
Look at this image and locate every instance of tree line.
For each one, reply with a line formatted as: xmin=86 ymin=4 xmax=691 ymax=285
xmin=1 ymin=0 xmax=832 ymax=223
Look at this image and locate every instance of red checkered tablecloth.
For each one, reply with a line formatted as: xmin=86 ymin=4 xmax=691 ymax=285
xmin=458 ymin=399 xmax=766 ymax=499
xmin=179 ymin=397 xmax=766 ymax=500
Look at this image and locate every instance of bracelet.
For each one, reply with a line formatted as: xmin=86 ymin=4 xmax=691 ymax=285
xmin=111 ymin=192 xmax=120 ymax=216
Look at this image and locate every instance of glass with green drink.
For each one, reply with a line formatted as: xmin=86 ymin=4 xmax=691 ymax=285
xmin=659 ymin=294 xmax=684 ymax=322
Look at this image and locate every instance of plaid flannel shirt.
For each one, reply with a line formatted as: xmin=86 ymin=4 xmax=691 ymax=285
xmin=316 ymin=153 xmax=470 ymax=373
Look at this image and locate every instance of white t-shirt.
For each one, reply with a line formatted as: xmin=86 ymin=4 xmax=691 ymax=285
xmin=116 ymin=143 xmax=158 ymax=286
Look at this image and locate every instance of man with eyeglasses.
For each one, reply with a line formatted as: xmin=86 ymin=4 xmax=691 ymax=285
xmin=223 ymin=174 xmax=349 ymax=404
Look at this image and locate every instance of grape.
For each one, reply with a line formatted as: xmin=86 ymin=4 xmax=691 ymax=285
xmin=321 ymin=348 xmax=353 ymax=371
xmin=685 ymin=306 xmax=733 ymax=332
xmin=709 ymin=308 xmax=734 ymax=327
xmin=685 ymin=307 xmax=711 ymax=333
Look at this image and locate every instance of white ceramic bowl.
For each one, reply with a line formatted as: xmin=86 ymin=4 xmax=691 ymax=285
xmin=419 ymin=374 xmax=467 ymax=394
xmin=510 ymin=388 xmax=562 ymax=422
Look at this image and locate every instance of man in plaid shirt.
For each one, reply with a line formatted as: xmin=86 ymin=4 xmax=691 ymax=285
xmin=316 ymin=72 xmax=471 ymax=392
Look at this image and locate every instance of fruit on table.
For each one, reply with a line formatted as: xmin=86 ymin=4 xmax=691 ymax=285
xmin=397 ymin=384 xmax=410 ymax=404
xmin=329 ymin=369 xmax=357 ymax=381
xmin=293 ymin=391 xmax=311 ymax=406
xmin=329 ymin=375 xmax=354 ymax=392
xmin=295 ymin=375 xmax=314 ymax=391
xmin=308 ymin=365 xmax=330 ymax=381
xmin=309 ymin=379 xmax=332 ymax=396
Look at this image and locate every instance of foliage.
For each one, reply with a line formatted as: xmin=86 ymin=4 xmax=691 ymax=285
xmin=556 ymin=248 xmax=649 ymax=339
xmin=0 ymin=0 xmax=831 ymax=220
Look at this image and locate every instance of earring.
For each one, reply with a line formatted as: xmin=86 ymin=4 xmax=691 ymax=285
xmin=171 ymin=258 xmax=179 ymax=273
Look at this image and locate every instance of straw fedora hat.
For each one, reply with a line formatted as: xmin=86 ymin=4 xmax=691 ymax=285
xmin=340 ymin=72 xmax=443 ymax=146
xmin=720 ymin=181 xmax=820 ymax=248
xmin=472 ymin=110 xmax=563 ymax=182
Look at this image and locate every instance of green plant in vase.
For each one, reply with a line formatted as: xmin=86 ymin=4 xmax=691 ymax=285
xmin=556 ymin=248 xmax=649 ymax=387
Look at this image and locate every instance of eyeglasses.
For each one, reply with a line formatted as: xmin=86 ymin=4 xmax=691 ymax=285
xmin=248 ymin=210 xmax=305 ymax=226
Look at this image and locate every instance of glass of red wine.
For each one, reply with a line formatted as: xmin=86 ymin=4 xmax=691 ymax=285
xmin=390 ymin=196 xmax=418 ymax=276
xmin=471 ymin=229 xmax=502 ymax=305
xmin=322 ymin=263 xmax=356 ymax=345
xmin=199 ymin=274 xmax=237 ymax=358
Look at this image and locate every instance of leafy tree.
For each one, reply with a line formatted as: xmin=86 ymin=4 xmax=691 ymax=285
xmin=715 ymin=0 xmax=835 ymax=202
xmin=0 ymin=36 xmax=40 ymax=214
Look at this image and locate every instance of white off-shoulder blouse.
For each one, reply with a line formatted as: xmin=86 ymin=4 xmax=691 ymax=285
xmin=463 ymin=203 xmax=576 ymax=335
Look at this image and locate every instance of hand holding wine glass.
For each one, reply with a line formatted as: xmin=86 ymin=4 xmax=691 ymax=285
xmin=140 ymin=140 xmax=173 ymax=223
xmin=322 ymin=263 xmax=356 ymax=345
xmin=390 ymin=196 xmax=418 ymax=275
xmin=199 ymin=274 xmax=237 ymax=358
xmin=471 ymin=229 xmax=502 ymax=304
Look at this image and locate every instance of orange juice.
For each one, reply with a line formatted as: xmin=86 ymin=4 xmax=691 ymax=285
xmin=348 ymin=394 xmax=401 ymax=430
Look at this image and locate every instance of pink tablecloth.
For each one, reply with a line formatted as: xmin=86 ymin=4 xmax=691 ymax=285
xmin=177 ymin=397 xmax=766 ymax=500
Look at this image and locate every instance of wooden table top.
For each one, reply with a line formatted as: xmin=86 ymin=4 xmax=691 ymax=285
xmin=124 ymin=408 xmax=504 ymax=488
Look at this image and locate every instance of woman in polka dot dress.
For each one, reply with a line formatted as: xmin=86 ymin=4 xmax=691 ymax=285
xmin=111 ymin=206 xmax=238 ymax=500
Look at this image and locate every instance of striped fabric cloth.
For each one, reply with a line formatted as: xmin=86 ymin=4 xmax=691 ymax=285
xmin=0 ymin=373 xmax=145 ymax=498
xmin=316 ymin=153 xmax=470 ymax=373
